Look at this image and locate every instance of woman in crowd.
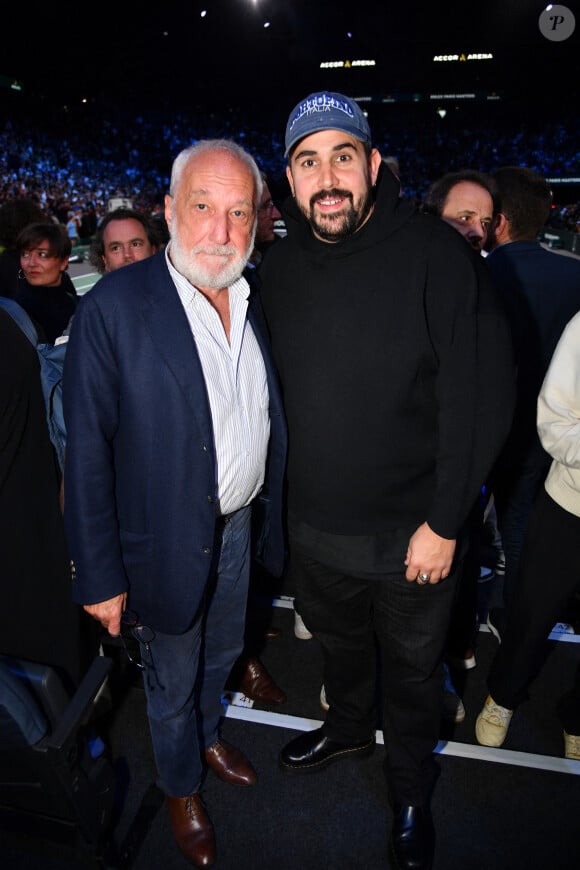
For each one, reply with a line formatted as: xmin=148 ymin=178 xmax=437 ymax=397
xmin=12 ymin=222 xmax=77 ymax=342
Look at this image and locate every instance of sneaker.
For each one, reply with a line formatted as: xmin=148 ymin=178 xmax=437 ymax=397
xmin=294 ymin=611 xmax=313 ymax=640
xmin=320 ymin=684 xmax=329 ymax=711
xmin=564 ymin=731 xmax=580 ymax=760
xmin=443 ymin=664 xmax=466 ymax=723
xmin=486 ymin=607 xmax=507 ymax=644
xmin=475 ymin=695 xmax=513 ymax=747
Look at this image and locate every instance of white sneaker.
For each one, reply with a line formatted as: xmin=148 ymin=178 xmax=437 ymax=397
xmin=320 ymin=684 xmax=329 ymax=711
xmin=564 ymin=731 xmax=580 ymax=760
xmin=294 ymin=611 xmax=313 ymax=640
xmin=475 ymin=695 xmax=513 ymax=747
xmin=443 ymin=664 xmax=466 ymax=723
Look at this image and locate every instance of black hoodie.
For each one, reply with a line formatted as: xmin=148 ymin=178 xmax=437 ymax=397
xmin=259 ymin=166 xmax=514 ymax=567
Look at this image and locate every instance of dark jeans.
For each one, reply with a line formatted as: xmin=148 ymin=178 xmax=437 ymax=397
xmin=141 ymin=506 xmax=251 ymax=796
xmin=489 ymin=452 xmax=550 ymax=610
xmin=488 ymin=489 xmax=580 ymax=734
xmin=292 ymin=540 xmax=460 ymax=806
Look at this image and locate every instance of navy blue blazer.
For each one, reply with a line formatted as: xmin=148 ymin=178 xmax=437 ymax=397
xmin=63 ymin=251 xmax=287 ymax=634
xmin=486 ymin=240 xmax=580 ymax=461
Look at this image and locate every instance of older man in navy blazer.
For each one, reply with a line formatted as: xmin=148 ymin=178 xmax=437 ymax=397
xmin=63 ymin=140 xmax=287 ymax=868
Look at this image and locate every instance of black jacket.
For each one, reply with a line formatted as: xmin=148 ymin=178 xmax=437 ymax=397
xmin=14 ymin=271 xmax=78 ymax=343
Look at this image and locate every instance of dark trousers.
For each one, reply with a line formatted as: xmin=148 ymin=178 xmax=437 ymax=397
xmin=488 ymin=489 xmax=580 ymax=733
xmin=489 ymin=452 xmax=550 ymax=610
xmin=446 ymin=498 xmax=482 ymax=657
xmin=292 ymin=540 xmax=460 ymax=806
xmin=141 ymin=506 xmax=251 ymax=796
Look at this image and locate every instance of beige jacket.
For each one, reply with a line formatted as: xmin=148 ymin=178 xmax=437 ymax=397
xmin=537 ymin=310 xmax=580 ymax=518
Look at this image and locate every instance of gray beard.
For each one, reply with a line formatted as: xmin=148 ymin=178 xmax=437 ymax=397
xmin=169 ymin=232 xmax=255 ymax=290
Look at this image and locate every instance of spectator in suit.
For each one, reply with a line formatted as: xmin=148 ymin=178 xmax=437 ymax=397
xmin=422 ymin=170 xmax=503 ymax=719
xmin=88 ymin=207 xmax=162 ymax=274
xmin=62 ymin=139 xmax=287 ymax=868
xmin=422 ymin=169 xmax=498 ymax=253
xmin=484 ymin=167 xmax=580 ymax=641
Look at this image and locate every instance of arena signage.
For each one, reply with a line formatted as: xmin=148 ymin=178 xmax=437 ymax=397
xmin=433 ymin=53 xmax=493 ymax=62
xmin=319 ymin=60 xmax=376 ymax=69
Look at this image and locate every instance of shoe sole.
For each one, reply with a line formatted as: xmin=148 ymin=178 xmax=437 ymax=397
xmin=279 ymin=739 xmax=375 ymax=773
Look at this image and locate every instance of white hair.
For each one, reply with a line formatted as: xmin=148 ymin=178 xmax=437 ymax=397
xmin=169 ymin=139 xmax=264 ymax=203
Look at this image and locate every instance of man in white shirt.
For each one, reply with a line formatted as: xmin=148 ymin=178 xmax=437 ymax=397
xmin=63 ymin=140 xmax=287 ymax=868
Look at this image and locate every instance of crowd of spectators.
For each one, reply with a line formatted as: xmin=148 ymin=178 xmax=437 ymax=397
xmin=1 ymin=97 xmax=579 ymax=234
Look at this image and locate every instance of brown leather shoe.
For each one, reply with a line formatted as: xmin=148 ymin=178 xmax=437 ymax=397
xmin=165 ymin=793 xmax=215 ymax=867
xmin=204 ymin=738 xmax=257 ymax=787
xmin=237 ymin=656 xmax=287 ymax=705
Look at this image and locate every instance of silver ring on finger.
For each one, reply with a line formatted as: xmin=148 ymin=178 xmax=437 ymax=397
xmin=417 ymin=572 xmax=430 ymax=585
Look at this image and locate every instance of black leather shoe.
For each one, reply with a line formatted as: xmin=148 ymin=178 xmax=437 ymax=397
xmin=389 ymin=804 xmax=434 ymax=870
xmin=279 ymin=727 xmax=375 ymax=772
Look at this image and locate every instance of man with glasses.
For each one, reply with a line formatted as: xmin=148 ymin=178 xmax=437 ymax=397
xmin=63 ymin=140 xmax=287 ymax=868
xmin=248 ymin=175 xmax=283 ymax=266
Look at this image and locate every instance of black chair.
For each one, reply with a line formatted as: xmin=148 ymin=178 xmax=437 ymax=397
xmin=0 ymin=654 xmax=115 ymax=866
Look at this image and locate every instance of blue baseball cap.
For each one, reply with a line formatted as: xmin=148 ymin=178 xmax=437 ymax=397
xmin=285 ymin=91 xmax=372 ymax=157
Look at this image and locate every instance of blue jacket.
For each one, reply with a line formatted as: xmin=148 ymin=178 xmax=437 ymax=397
xmin=63 ymin=251 xmax=287 ymax=634
xmin=486 ymin=240 xmax=580 ymax=463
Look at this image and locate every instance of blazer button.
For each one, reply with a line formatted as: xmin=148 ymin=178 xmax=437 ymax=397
xmin=202 ymin=546 xmax=212 ymax=555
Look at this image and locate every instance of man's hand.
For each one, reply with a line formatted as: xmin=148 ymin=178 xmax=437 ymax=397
xmin=83 ymin=592 xmax=127 ymax=636
xmin=404 ymin=522 xmax=456 ymax=585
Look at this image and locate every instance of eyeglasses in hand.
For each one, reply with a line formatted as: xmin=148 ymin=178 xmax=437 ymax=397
xmin=118 ymin=609 xmax=155 ymax=671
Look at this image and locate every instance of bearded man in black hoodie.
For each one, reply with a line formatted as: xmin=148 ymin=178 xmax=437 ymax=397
xmin=259 ymin=92 xmax=515 ymax=870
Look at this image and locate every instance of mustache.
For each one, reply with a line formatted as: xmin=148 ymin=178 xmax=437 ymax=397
xmin=310 ymin=189 xmax=353 ymax=208
xmin=190 ymin=244 xmax=238 ymax=256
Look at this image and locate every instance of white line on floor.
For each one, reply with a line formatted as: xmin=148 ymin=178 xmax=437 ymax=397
xmin=225 ymin=701 xmax=580 ymax=776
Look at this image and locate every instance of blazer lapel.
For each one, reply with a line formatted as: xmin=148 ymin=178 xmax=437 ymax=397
xmin=140 ymin=258 xmax=214 ymax=442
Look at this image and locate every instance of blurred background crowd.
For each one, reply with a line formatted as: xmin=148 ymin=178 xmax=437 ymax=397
xmin=1 ymin=97 xmax=579 ymax=240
